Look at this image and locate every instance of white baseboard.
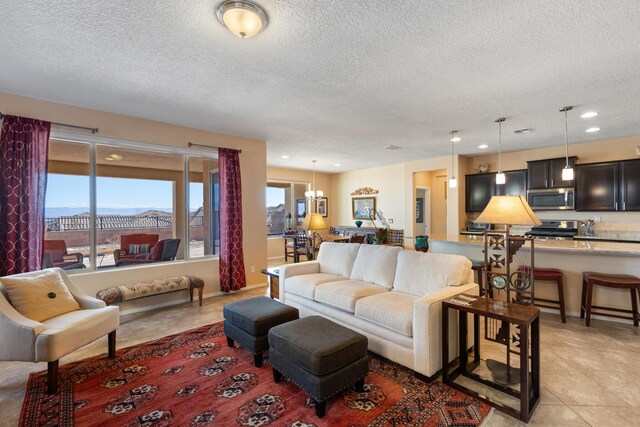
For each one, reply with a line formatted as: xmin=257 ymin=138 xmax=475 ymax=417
xmin=118 ymin=282 xmax=267 ymax=316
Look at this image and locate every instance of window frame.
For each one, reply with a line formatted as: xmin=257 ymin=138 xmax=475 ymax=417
xmin=49 ymin=130 xmax=219 ymax=272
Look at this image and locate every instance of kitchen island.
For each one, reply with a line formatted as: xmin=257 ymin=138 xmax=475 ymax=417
xmin=430 ymin=234 xmax=640 ymax=322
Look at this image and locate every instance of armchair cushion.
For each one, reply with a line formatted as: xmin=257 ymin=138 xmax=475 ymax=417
xmin=0 ymin=270 xmax=80 ymax=322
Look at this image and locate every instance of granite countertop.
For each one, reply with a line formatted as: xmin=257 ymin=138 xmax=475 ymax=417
xmin=430 ymin=234 xmax=640 ymax=256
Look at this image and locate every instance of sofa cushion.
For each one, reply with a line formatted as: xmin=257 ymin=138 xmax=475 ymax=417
xmin=393 ymin=251 xmax=472 ymax=296
xmin=355 ymin=291 xmax=416 ymax=337
xmin=285 ymin=273 xmax=345 ymax=300
xmin=315 ymin=280 xmax=388 ymax=313
xmin=0 ymin=270 xmax=80 ymax=322
xmin=317 ymin=242 xmax=361 ymax=277
xmin=350 ymin=245 xmax=402 ymax=289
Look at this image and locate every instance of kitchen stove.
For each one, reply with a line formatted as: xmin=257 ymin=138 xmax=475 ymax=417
xmin=525 ymin=220 xmax=578 ymax=241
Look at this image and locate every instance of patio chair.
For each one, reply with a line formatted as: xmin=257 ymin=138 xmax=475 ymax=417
xmin=43 ymin=240 xmax=85 ymax=270
xmin=115 ymin=238 xmax=181 ymax=266
xmin=113 ymin=233 xmax=159 ymax=266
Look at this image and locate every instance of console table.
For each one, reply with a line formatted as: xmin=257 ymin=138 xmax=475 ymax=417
xmin=441 ymin=295 xmax=540 ymax=422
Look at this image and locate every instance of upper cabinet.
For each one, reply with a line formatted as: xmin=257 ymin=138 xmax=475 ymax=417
xmin=527 ymin=157 xmax=577 ymax=189
xmin=466 ymin=173 xmax=495 ymax=212
xmin=466 ymin=170 xmax=527 ymax=212
xmin=576 ymin=159 xmax=640 ymax=211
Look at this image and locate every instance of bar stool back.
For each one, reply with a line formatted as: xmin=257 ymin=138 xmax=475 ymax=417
xmin=581 ymin=272 xmax=640 ymax=327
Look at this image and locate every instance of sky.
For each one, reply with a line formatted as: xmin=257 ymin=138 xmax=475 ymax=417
xmin=45 ymin=174 xmax=204 ymax=212
xmin=266 ymin=187 xmax=285 ymax=208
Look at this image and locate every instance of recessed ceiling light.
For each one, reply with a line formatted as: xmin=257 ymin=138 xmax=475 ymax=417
xmin=384 ymin=145 xmax=400 ymax=150
xmin=585 ymin=127 xmax=600 ymax=133
xmin=581 ymin=111 xmax=598 ymax=119
xmin=450 ymin=136 xmax=462 ymax=142
xmin=478 ymin=144 xmax=489 ymax=149
xmin=334 ymin=163 xmax=341 ymax=167
xmin=281 ymin=155 xmax=289 ymax=159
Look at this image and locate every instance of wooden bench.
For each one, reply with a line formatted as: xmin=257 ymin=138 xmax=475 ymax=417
xmin=96 ymin=275 xmax=204 ymax=306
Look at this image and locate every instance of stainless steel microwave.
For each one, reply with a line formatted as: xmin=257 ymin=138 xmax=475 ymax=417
xmin=527 ymin=188 xmax=575 ymax=210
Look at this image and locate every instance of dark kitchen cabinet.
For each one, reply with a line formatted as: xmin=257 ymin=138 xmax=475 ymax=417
xmin=621 ymin=159 xmax=640 ymax=211
xmin=466 ymin=173 xmax=495 ymax=212
xmin=466 ymin=169 xmax=527 ymax=212
xmin=496 ymin=170 xmax=527 ymax=197
xmin=527 ymin=157 xmax=577 ymax=189
xmin=577 ymin=159 xmax=640 ymax=211
xmin=576 ymin=162 xmax=618 ymax=211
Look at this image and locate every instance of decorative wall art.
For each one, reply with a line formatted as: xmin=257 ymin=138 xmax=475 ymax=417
xmin=316 ymin=197 xmax=328 ymax=217
xmin=352 ymin=197 xmax=376 ymax=220
xmin=350 ymin=187 xmax=379 ymax=196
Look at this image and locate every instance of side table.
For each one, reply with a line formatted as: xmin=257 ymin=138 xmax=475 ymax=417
xmin=260 ymin=267 xmax=280 ymax=299
xmin=442 ymin=295 xmax=540 ymax=422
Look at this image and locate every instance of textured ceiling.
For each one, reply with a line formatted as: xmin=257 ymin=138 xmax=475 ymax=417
xmin=1 ymin=1 xmax=639 ymax=172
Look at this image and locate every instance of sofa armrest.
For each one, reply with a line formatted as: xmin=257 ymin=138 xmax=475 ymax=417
xmin=412 ymin=283 xmax=479 ymax=378
xmin=0 ymin=292 xmax=46 ymax=361
xmin=278 ymin=261 xmax=320 ymax=301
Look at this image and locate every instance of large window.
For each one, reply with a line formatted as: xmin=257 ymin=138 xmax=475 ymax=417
xmin=43 ymin=136 xmax=218 ymax=271
xmin=266 ymin=181 xmax=308 ymax=235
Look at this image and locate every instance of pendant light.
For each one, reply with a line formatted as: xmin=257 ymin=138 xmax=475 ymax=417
xmin=560 ymin=106 xmax=574 ymax=181
xmin=304 ymin=160 xmax=323 ymax=200
xmin=449 ymin=130 xmax=458 ymax=188
xmin=495 ymin=118 xmax=506 ymax=185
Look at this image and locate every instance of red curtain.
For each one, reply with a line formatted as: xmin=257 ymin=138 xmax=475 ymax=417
xmin=218 ymin=148 xmax=246 ymax=292
xmin=0 ymin=115 xmax=51 ymax=275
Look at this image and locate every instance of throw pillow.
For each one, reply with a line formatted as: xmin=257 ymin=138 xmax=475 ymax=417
xmin=0 ymin=270 xmax=81 ymax=322
xmin=149 ymin=240 xmax=166 ymax=261
xmin=129 ymin=243 xmax=151 ymax=255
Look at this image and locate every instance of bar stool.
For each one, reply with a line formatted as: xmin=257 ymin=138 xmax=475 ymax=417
xmin=581 ymin=272 xmax=640 ymax=327
xmin=517 ymin=266 xmax=566 ymax=323
xmin=471 ymin=260 xmax=492 ymax=297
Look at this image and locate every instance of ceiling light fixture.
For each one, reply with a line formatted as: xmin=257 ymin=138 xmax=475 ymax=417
xmin=384 ymin=145 xmax=400 ymax=150
xmin=495 ymin=118 xmax=506 ymax=185
xmin=581 ymin=111 xmax=598 ymax=119
xmin=449 ymin=130 xmax=458 ymax=188
xmin=304 ymin=160 xmax=323 ymax=201
xmin=559 ymin=106 xmax=574 ymax=181
xmin=216 ymin=0 xmax=268 ymax=39
xmin=334 ymin=163 xmax=341 ymax=167
xmin=585 ymin=127 xmax=600 ymax=133
xmin=478 ymin=144 xmax=489 ymax=149
xmin=281 ymin=155 xmax=289 ymax=159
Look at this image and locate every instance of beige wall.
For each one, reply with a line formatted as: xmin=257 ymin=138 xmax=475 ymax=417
xmin=329 ymin=155 xmax=465 ymax=247
xmin=0 ymin=92 xmax=268 ymax=306
xmin=466 ymin=135 xmax=640 ymax=226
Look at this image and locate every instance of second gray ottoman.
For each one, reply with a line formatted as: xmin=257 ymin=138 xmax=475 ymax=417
xmin=224 ymin=296 xmax=299 ymax=367
xmin=269 ymin=316 xmax=369 ymax=418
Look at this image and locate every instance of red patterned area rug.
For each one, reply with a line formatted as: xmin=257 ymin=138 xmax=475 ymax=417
xmin=20 ymin=322 xmax=493 ymax=426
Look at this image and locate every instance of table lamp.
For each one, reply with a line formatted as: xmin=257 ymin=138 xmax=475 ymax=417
xmin=475 ymin=195 xmax=541 ymax=385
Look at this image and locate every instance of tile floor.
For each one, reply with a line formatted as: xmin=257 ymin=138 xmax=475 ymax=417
xmin=1 ymin=257 xmax=639 ymax=426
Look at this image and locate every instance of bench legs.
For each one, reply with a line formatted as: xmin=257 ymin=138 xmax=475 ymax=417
xmin=315 ymin=400 xmax=326 ymax=418
xmin=189 ymin=287 xmax=204 ymax=306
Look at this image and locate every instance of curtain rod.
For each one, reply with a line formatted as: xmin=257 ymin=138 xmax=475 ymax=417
xmin=187 ymin=141 xmax=241 ymax=153
xmin=0 ymin=112 xmax=99 ymax=134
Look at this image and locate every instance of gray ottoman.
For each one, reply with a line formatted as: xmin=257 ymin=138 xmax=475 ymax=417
xmin=223 ymin=296 xmax=299 ymax=367
xmin=269 ymin=316 xmax=368 ymax=418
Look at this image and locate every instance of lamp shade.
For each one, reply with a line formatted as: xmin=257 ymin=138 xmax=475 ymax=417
xmin=301 ymin=213 xmax=327 ymax=231
xmin=475 ymin=195 xmax=542 ymax=226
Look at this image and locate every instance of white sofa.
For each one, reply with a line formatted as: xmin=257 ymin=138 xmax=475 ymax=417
xmin=279 ymin=242 xmax=478 ymax=379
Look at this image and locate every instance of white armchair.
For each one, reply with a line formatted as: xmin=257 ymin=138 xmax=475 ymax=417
xmin=0 ymin=268 xmax=119 ymax=394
